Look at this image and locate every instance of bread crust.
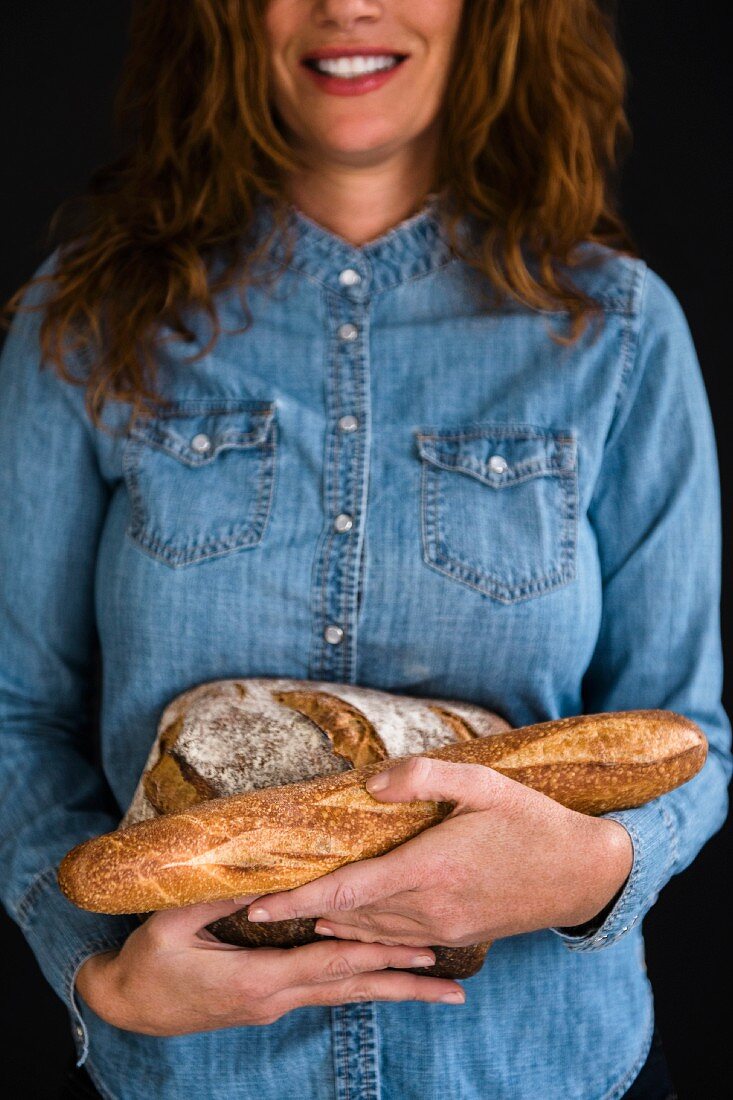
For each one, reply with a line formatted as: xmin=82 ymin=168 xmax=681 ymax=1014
xmin=121 ymin=679 xmax=512 ymax=827
xmin=59 ymin=707 xmax=706 ymax=925
xmin=59 ymin=682 xmax=704 ymax=976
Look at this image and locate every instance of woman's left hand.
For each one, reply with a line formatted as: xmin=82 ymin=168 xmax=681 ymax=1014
xmin=246 ymin=758 xmax=634 ymax=948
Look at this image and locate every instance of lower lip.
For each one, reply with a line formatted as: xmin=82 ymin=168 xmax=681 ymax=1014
xmin=301 ymin=58 xmax=407 ymax=97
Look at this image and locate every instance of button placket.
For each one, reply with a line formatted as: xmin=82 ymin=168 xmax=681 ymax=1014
xmin=310 ymin=288 xmax=370 ymax=682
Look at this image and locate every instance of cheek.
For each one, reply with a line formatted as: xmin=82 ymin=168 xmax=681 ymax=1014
xmin=411 ymin=0 xmax=464 ymax=43
xmin=268 ymin=57 xmax=293 ymax=107
xmin=262 ymin=2 xmax=298 ymax=86
xmin=262 ymin=0 xmax=293 ymax=38
xmin=265 ymin=51 xmax=307 ymax=128
xmin=405 ymin=13 xmax=462 ymax=99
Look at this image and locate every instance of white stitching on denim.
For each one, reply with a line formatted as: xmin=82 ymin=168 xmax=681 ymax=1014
xmin=122 ymin=406 xmax=277 ymax=566
xmin=343 ymin=306 xmax=371 ymax=684
xmin=603 ymin=262 xmax=649 ymax=449
xmin=660 ymin=800 xmax=679 ymax=875
xmin=15 ymin=864 xmax=58 ymax=925
xmin=418 ymin=427 xmax=578 ymax=603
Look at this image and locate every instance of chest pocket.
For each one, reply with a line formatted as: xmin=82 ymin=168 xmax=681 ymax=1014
xmin=123 ymin=399 xmax=277 ymax=567
xmin=415 ymin=423 xmax=578 ymax=603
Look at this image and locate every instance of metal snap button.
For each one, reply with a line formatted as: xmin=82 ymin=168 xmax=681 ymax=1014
xmin=191 ymin=432 xmax=212 ymax=454
xmin=488 ymin=454 xmax=508 ymax=474
xmin=334 ymin=513 xmax=354 ymax=533
xmin=324 ymin=624 xmax=344 ymax=645
xmin=338 ymin=414 xmax=358 ymax=432
xmin=337 ymin=322 xmax=358 ymax=341
xmin=338 ymin=268 xmax=362 ymax=287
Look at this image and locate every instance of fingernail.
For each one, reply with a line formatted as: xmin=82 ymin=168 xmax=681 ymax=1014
xmin=316 ymin=924 xmax=335 ymax=936
xmin=411 ymin=954 xmax=435 ymax=967
xmin=366 ymin=773 xmax=389 ymax=792
xmin=247 ymin=907 xmax=271 ymax=922
xmin=439 ymin=990 xmax=465 ymax=1004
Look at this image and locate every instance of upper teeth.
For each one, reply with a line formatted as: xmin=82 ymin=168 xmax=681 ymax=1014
xmin=312 ymin=55 xmax=400 ymax=77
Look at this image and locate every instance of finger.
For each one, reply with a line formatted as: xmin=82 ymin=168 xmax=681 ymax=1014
xmin=150 ymin=895 xmax=258 ymax=945
xmin=247 ymin=856 xmax=408 ymax=924
xmin=365 ymin=756 xmax=506 ymax=812
xmin=297 ymin=970 xmax=466 ymax=1008
xmin=314 ymin=919 xmax=432 ymax=948
xmin=272 ymin=938 xmax=437 ymax=989
xmin=258 ymin=938 xmax=436 ymax=997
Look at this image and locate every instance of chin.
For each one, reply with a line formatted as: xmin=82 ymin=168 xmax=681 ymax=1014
xmin=311 ymin=123 xmax=407 ymax=160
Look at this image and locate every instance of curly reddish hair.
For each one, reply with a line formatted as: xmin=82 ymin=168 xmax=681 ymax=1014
xmin=2 ymin=0 xmax=637 ymax=432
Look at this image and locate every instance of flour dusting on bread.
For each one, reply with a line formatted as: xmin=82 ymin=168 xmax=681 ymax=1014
xmin=120 ymin=677 xmax=510 ymax=828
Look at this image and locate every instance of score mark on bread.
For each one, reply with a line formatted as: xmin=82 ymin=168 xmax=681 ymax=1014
xmin=143 ymin=716 xmax=219 ymax=814
xmin=272 ymin=689 xmax=389 ymax=766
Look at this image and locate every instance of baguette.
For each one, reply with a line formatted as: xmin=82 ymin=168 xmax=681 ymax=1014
xmin=59 ymin=708 xmax=706 ymax=916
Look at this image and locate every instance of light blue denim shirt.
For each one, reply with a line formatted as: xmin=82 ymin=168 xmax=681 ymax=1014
xmin=1 ymin=194 xmax=730 ymax=1100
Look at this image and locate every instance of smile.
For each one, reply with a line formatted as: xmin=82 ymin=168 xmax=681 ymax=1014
xmin=300 ymin=52 xmax=409 ymax=96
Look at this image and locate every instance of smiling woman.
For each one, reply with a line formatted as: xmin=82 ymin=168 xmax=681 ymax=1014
xmin=269 ymin=2 xmax=461 ymax=153
xmin=2 ymin=0 xmax=634 ymax=433
xmin=0 ymin=2 xmax=727 ymax=1100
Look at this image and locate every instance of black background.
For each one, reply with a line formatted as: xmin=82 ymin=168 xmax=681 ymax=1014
xmin=0 ymin=3 xmax=730 ymax=1097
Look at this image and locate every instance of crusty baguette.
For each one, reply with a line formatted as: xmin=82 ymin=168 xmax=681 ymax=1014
xmin=59 ymin=709 xmax=706 ymax=916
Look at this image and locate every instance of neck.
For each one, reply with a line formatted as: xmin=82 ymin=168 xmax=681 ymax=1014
xmin=283 ymin=128 xmax=441 ymax=247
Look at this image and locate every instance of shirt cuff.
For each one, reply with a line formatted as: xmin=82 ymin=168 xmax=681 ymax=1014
xmin=548 ymin=799 xmax=676 ymax=951
xmin=13 ymin=864 xmax=139 ymax=1067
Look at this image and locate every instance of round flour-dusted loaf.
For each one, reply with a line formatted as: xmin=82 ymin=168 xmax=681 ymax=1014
xmin=120 ymin=677 xmax=512 ymax=978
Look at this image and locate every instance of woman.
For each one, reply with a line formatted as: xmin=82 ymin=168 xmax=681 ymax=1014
xmin=0 ymin=1 xmax=728 ymax=1098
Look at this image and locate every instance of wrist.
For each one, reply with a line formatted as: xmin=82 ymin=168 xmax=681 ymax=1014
xmin=561 ymin=816 xmax=633 ymax=929
xmin=75 ymin=949 xmax=126 ymax=1027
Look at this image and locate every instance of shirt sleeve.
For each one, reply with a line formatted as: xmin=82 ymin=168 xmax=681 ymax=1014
xmin=0 ymin=253 xmax=140 ymax=1067
xmin=549 ymin=263 xmax=732 ymax=950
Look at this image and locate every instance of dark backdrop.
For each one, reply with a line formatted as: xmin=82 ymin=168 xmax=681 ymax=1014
xmin=0 ymin=3 xmax=730 ymax=1097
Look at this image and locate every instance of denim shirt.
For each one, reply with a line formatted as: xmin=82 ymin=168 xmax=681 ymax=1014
xmin=1 ymin=194 xmax=730 ymax=1100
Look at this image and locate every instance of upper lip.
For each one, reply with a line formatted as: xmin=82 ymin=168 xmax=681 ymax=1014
xmin=301 ymin=46 xmax=409 ymax=63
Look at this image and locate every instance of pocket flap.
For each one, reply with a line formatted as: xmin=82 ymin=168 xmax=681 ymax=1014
xmin=129 ymin=400 xmax=276 ymax=466
xmin=415 ymin=425 xmax=576 ymax=487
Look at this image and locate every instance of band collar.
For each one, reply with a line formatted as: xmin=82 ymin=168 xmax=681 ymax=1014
xmin=247 ymin=189 xmax=459 ymax=297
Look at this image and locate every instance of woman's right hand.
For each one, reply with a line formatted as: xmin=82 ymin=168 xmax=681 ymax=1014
xmin=75 ymin=897 xmax=466 ymax=1036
